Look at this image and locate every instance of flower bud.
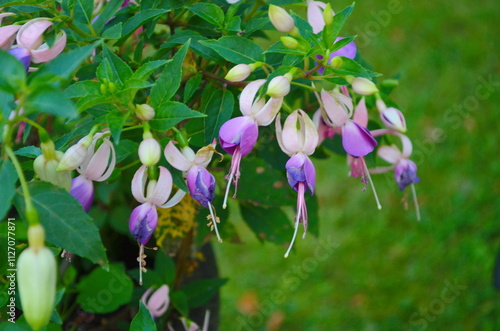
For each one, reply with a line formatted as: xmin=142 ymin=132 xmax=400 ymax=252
xmin=225 ymin=64 xmax=252 ymax=82
xmin=141 ymin=285 xmax=170 ymax=318
xmin=280 ymin=36 xmax=299 ymax=49
xmin=350 ymin=77 xmax=379 ymax=95
xmin=380 ymin=107 xmax=407 ymax=133
xmin=266 ymin=75 xmax=291 ymax=98
xmin=57 ymin=135 xmax=93 ymax=172
xmin=17 ymin=231 xmax=56 ymax=331
xmin=323 ymin=3 xmax=334 ymax=26
xmin=138 ymin=138 xmax=161 ymax=166
xmin=268 ymin=5 xmax=295 ymax=33
xmin=135 ymin=104 xmax=155 ymax=121
xmin=34 ymin=151 xmax=72 ymax=191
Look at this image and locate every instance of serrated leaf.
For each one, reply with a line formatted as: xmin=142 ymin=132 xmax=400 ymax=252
xmin=37 ymin=41 xmax=100 ymax=81
xmin=187 ymin=3 xmax=224 ymax=27
xmin=130 ymin=301 xmax=157 ymax=331
xmin=77 ymin=264 xmax=133 ymax=313
xmin=117 ymin=9 xmax=169 ymax=45
xmin=150 ymin=40 xmax=190 ymax=109
xmin=204 ymin=89 xmax=234 ymax=144
xmin=150 ymin=101 xmax=205 ymax=131
xmin=182 ymin=278 xmax=228 ymax=309
xmin=0 ymin=160 xmax=17 ymax=220
xmin=24 ymin=86 xmax=77 ymax=119
xmin=200 ymin=36 xmax=264 ymax=64
xmin=240 ymin=204 xmax=292 ymax=245
xmin=13 ymin=182 xmax=109 ymax=268
xmin=103 ymin=45 xmax=133 ymax=85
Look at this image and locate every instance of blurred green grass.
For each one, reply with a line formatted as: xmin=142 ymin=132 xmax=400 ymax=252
xmin=214 ymin=0 xmax=500 ymax=330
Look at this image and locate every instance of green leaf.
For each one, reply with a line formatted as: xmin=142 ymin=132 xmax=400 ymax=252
xmin=106 ymin=106 xmax=128 ymax=143
xmin=184 ymin=73 xmax=202 ymax=103
xmin=101 ymin=23 xmax=123 ymax=39
xmin=131 ymin=60 xmax=170 ymax=82
xmin=200 ymin=36 xmax=264 ymax=64
xmin=243 ymin=17 xmax=271 ymax=36
xmin=237 ymin=157 xmax=295 ymax=207
xmin=240 ymin=204 xmax=292 ymax=245
xmin=13 ymin=182 xmax=109 ymax=268
xmin=93 ymin=0 xmax=124 ymax=32
xmin=327 ymin=56 xmax=380 ymax=79
xmin=76 ymin=264 xmax=133 ymax=313
xmin=65 ymin=80 xmax=101 ymax=98
xmin=155 ymin=251 xmax=176 ymax=284
xmin=0 ymin=89 xmax=14 ymax=119
xmin=14 ymin=146 xmax=41 ymax=158
xmin=103 ymin=45 xmax=133 ymax=85
xmin=37 ymin=42 xmax=100 ymax=81
xmin=130 ymin=301 xmax=157 ymax=331
xmin=265 ymin=40 xmax=307 ymax=56
xmin=24 ymin=86 xmax=77 ymax=119
xmin=75 ymin=0 xmax=94 ymax=25
xmin=117 ymin=9 xmax=169 ymax=45
xmin=182 ymin=278 xmax=227 ymax=309
xmin=204 ymin=89 xmax=234 ymax=144
xmin=115 ymin=139 xmax=138 ymax=162
xmin=170 ymin=291 xmax=189 ymax=317
xmin=187 ymin=3 xmax=224 ymax=27
xmin=150 ymin=40 xmax=190 ymax=109
xmin=225 ymin=16 xmax=241 ymax=32
xmin=161 ymin=30 xmax=224 ymax=64
xmin=0 ymin=50 xmax=26 ymax=94
xmin=323 ymin=3 xmax=354 ymax=47
xmin=0 ymin=160 xmax=17 ymax=220
xmin=330 ymin=35 xmax=356 ymax=53
xmin=150 ymin=101 xmax=205 ymax=131
xmin=75 ymin=95 xmax=110 ymax=113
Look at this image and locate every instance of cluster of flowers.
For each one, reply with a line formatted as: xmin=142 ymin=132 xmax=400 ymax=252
xmin=0 ymin=13 xmax=66 ymax=70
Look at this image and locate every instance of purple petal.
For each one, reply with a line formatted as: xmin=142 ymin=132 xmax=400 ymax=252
xmin=395 ymin=159 xmax=420 ymax=191
xmin=286 ymin=153 xmax=316 ymax=194
xmin=8 ymin=48 xmax=30 ymax=71
xmin=328 ymin=37 xmax=357 ymax=60
xmin=342 ymin=120 xmax=377 ymax=157
xmin=129 ymin=203 xmax=158 ymax=245
xmin=70 ymin=175 xmax=94 ymax=213
xmin=219 ymin=116 xmax=258 ymax=157
xmin=186 ymin=166 xmax=215 ymax=208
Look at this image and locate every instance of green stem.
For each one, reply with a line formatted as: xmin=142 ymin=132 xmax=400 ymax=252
xmin=5 ymin=145 xmax=39 ymax=226
xmin=291 ymin=81 xmax=319 ymax=91
xmin=282 ymin=100 xmax=293 ymax=113
xmin=243 ymin=0 xmax=264 ymax=23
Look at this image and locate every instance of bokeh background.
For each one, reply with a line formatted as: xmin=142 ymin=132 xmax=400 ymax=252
xmin=214 ymin=0 xmax=499 ymax=330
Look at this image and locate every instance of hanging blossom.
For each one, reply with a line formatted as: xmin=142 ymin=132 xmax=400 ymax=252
xmin=141 ymin=284 xmax=169 ymax=319
xmin=164 ymin=140 xmax=223 ymax=242
xmin=7 ymin=18 xmax=67 ymax=70
xmin=371 ymin=129 xmax=421 ymax=220
xmin=169 ymin=312 xmax=211 ymax=331
xmin=69 ymin=133 xmax=116 ymax=213
xmin=276 ymin=110 xmax=318 ymax=258
xmin=219 ymin=76 xmax=289 ymax=208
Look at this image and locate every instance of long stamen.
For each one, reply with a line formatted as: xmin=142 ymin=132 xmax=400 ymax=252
xmin=285 ymin=185 xmax=303 ymax=258
xmin=222 ymin=170 xmax=234 ymax=209
xmin=362 ymin=158 xmax=382 ymax=210
xmin=411 ymin=184 xmax=421 ymax=221
xmin=208 ymin=202 xmax=222 ymax=243
xmin=138 ymin=244 xmax=144 ymax=285
xmin=284 ymin=219 xmax=300 ymax=258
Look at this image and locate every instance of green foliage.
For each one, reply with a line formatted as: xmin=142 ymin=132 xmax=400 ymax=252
xmin=130 ymin=301 xmax=157 ymax=331
xmin=201 ymin=36 xmax=265 ymax=64
xmin=0 ymin=160 xmax=17 ymax=220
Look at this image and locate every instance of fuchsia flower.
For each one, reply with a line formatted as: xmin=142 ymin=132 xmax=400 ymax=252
xmin=141 ymin=285 xmax=170 ymax=318
xmin=319 ymin=89 xmax=377 ymax=157
xmin=276 ymin=110 xmax=318 ymax=258
xmin=129 ymin=165 xmax=185 ymax=245
xmin=70 ymin=133 xmax=116 ymax=212
xmin=219 ymin=79 xmax=285 ymax=208
xmin=164 ymin=140 xmax=222 ymax=242
xmin=307 ymin=0 xmax=328 ymax=34
xmin=376 ymin=99 xmax=407 ymax=132
xmin=0 ymin=13 xmax=20 ymax=50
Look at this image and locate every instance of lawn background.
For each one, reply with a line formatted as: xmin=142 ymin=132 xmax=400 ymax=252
xmin=214 ymin=0 xmax=500 ymax=330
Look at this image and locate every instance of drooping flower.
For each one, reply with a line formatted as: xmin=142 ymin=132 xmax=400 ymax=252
xmin=57 ymin=134 xmax=94 ymax=172
xmin=275 ymin=110 xmax=318 ymax=257
xmin=219 ymin=79 xmax=284 ymax=207
xmin=319 ymin=89 xmax=378 ymax=157
xmin=0 ymin=13 xmax=20 ymax=50
xmin=138 ymin=138 xmax=161 ymax=166
xmin=141 ymin=285 xmax=170 ymax=318
xmin=34 ymin=140 xmax=72 ymax=191
xmin=164 ymin=140 xmax=222 ymax=242
xmin=70 ymin=133 xmax=116 ymax=212
xmin=376 ymin=99 xmax=407 ymax=132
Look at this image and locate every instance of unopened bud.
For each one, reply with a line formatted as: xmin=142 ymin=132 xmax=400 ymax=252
xmin=268 ymin=5 xmax=295 ymax=33
xmin=138 ymin=138 xmax=161 ymax=166
xmin=350 ymin=77 xmax=379 ymax=95
xmin=57 ymin=135 xmax=93 ymax=172
xmin=323 ymin=3 xmax=334 ymax=26
xmin=329 ymin=56 xmax=343 ymax=68
xmin=34 ymin=151 xmax=72 ymax=191
xmin=135 ymin=104 xmax=155 ymax=121
xmin=380 ymin=107 xmax=407 ymax=133
xmin=18 ymin=243 xmax=56 ymax=331
xmin=266 ymin=75 xmax=291 ymax=98
xmin=281 ymin=36 xmax=299 ymax=49
xmin=225 ymin=64 xmax=252 ymax=82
